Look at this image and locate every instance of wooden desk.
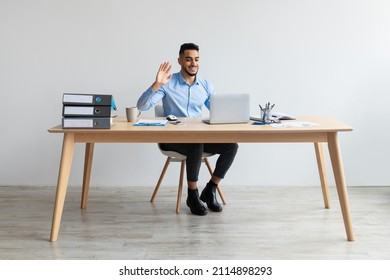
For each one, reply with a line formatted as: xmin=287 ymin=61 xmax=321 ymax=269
xmin=48 ymin=117 xmax=354 ymax=241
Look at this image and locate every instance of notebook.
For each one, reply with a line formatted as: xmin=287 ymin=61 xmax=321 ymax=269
xmin=203 ymin=93 xmax=250 ymax=124
xmin=250 ymin=112 xmax=296 ymax=121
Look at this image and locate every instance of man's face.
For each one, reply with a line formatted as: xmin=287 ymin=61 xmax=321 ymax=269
xmin=178 ymin=49 xmax=199 ymax=77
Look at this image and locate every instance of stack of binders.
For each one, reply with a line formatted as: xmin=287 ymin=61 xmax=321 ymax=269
xmin=62 ymin=93 xmax=116 ymax=129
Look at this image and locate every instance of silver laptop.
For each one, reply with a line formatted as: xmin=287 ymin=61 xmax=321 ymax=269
xmin=203 ymin=93 xmax=250 ymax=124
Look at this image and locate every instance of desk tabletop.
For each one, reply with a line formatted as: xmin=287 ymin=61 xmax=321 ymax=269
xmin=49 ymin=116 xmax=353 ymax=134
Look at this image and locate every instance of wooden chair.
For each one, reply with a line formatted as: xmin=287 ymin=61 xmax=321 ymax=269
xmin=150 ymin=105 xmax=227 ymax=213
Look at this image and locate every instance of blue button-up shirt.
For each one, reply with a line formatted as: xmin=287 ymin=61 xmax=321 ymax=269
xmin=137 ymin=72 xmax=215 ymax=117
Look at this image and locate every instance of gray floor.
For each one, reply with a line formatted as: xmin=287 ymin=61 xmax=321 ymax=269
xmin=0 ymin=185 xmax=389 ymax=260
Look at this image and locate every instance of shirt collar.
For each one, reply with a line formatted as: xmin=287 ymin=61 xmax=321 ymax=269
xmin=178 ymin=71 xmax=199 ymax=86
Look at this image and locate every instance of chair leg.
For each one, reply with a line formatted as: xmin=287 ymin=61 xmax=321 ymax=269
xmin=150 ymin=157 xmax=171 ymax=202
xmin=176 ymin=160 xmax=186 ymax=213
xmin=203 ymin=157 xmax=227 ymax=205
xmin=216 ymin=186 xmax=227 ymax=205
xmin=204 ymin=157 xmax=213 ymax=175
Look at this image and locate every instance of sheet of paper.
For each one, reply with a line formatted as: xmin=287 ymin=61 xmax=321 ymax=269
xmin=270 ymin=121 xmax=319 ymax=128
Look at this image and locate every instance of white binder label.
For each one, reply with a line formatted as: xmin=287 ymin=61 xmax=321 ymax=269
xmin=64 ymin=106 xmax=94 ymax=115
xmin=63 ymin=119 xmax=93 ymax=128
xmin=63 ymin=95 xmax=93 ymax=103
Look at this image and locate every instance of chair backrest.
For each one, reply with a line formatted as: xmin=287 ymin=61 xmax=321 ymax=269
xmin=155 ymin=104 xmax=164 ymax=117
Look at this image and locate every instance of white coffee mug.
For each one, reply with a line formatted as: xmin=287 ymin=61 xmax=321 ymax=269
xmin=126 ymin=107 xmax=141 ymax=122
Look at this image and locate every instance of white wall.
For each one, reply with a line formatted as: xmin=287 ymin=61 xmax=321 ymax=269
xmin=1 ymin=0 xmax=390 ymax=188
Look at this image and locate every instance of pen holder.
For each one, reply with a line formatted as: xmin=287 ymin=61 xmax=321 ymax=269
xmin=260 ymin=108 xmax=272 ymax=123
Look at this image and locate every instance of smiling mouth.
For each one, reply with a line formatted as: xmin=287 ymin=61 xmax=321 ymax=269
xmin=185 ymin=68 xmax=198 ymax=76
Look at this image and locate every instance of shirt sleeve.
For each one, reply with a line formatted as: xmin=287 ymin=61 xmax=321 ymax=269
xmin=136 ymin=86 xmax=164 ymax=111
xmin=204 ymin=81 xmax=215 ymax=111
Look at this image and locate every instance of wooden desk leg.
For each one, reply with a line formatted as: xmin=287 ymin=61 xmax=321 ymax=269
xmin=50 ymin=133 xmax=75 ymax=242
xmin=327 ymin=132 xmax=355 ymax=241
xmin=314 ymin=142 xmax=330 ymax=209
xmin=81 ymin=143 xmax=94 ymax=209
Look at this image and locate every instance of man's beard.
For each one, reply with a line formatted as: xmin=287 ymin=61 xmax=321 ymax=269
xmin=185 ymin=69 xmax=198 ymax=77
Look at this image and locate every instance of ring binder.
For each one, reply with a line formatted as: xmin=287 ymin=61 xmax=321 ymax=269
xmin=62 ymin=93 xmax=112 ymax=106
xmin=61 ymin=93 xmax=115 ymax=129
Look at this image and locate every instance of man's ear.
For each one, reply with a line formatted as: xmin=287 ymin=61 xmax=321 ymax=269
xmin=177 ymin=56 xmax=182 ymax=66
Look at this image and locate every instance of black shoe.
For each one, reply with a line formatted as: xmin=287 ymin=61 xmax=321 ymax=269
xmin=200 ymin=183 xmax=223 ymax=212
xmin=186 ymin=188 xmax=207 ymax=216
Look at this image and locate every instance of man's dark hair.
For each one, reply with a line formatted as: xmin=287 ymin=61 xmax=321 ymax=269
xmin=179 ymin=43 xmax=199 ymax=56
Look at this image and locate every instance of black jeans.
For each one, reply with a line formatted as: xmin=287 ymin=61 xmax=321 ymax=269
xmin=159 ymin=143 xmax=238 ymax=182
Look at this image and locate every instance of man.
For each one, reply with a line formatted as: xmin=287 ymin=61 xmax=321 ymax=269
xmin=137 ymin=43 xmax=238 ymax=216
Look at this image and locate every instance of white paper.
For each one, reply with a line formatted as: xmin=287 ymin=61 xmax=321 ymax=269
xmin=270 ymin=121 xmax=320 ymax=128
